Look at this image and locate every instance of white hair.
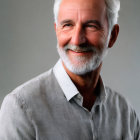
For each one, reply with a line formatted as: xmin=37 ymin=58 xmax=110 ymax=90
xmin=53 ymin=0 xmax=120 ymax=32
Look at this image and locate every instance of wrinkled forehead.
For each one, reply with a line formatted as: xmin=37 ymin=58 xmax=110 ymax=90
xmin=58 ymin=0 xmax=107 ymax=22
xmin=59 ymin=0 xmax=106 ymax=12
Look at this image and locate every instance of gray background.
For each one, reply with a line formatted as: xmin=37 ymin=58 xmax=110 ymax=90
xmin=0 ymin=0 xmax=140 ymax=119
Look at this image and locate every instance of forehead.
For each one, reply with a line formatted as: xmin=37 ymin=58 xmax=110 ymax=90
xmin=58 ymin=0 xmax=107 ymax=21
xmin=60 ymin=0 xmax=106 ymax=9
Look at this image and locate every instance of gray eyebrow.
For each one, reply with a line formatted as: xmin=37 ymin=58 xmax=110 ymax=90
xmin=60 ymin=20 xmax=74 ymax=25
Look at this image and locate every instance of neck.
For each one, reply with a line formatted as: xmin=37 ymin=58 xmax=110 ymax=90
xmin=63 ymin=62 xmax=102 ymax=94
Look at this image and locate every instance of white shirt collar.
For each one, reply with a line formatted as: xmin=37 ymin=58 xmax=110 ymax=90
xmin=53 ymin=59 xmax=79 ymax=101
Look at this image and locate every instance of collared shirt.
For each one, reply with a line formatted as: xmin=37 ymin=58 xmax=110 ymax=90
xmin=0 ymin=60 xmax=140 ymax=140
xmin=53 ymin=59 xmax=106 ymax=111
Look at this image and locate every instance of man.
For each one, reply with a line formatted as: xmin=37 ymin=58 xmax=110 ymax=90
xmin=0 ymin=0 xmax=140 ymax=139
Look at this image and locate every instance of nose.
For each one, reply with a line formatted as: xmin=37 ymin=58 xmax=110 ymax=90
xmin=71 ymin=25 xmax=86 ymax=46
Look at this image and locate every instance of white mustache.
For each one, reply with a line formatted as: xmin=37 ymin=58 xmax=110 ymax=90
xmin=64 ymin=45 xmax=96 ymax=53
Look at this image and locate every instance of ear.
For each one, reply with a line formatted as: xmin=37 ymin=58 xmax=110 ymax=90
xmin=108 ymin=24 xmax=119 ymax=48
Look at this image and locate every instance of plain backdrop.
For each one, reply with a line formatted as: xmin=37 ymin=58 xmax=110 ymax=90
xmin=0 ymin=0 xmax=140 ymax=119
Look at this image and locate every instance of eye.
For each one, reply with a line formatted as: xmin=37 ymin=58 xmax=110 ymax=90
xmin=63 ymin=23 xmax=73 ymax=28
xmin=61 ymin=23 xmax=73 ymax=31
xmin=83 ymin=24 xmax=100 ymax=32
xmin=85 ymin=24 xmax=98 ymax=29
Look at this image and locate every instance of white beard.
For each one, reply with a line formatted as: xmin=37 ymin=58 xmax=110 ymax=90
xmin=57 ymin=43 xmax=109 ymax=75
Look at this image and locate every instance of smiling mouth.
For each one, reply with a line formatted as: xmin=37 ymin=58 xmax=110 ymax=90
xmin=64 ymin=44 xmax=96 ymax=55
xmin=68 ymin=49 xmax=91 ymax=53
xmin=67 ymin=47 xmax=94 ymax=52
xmin=67 ymin=49 xmax=93 ymax=56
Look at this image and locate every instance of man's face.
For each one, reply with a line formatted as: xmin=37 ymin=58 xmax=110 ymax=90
xmin=55 ymin=0 xmax=110 ymax=75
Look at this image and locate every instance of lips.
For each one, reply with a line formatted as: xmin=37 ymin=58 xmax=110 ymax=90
xmin=65 ymin=45 xmax=94 ymax=52
xmin=67 ymin=50 xmax=94 ymax=57
xmin=68 ymin=48 xmax=91 ymax=53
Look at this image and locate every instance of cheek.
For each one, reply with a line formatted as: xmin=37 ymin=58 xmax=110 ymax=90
xmin=87 ymin=32 xmax=107 ymax=49
xmin=56 ymin=31 xmax=71 ymax=48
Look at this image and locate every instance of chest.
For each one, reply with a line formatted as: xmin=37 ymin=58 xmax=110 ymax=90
xmin=31 ymin=98 xmax=133 ymax=140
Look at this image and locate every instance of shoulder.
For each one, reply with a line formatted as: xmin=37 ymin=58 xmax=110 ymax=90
xmin=105 ymin=87 xmax=140 ymax=132
xmin=13 ymin=68 xmax=52 ymax=94
xmin=105 ymin=86 xmax=131 ymax=110
xmin=104 ymin=86 xmax=139 ymax=120
xmin=13 ymin=69 xmax=53 ymax=96
xmin=0 ymin=70 xmax=54 ymax=140
xmin=1 ymin=69 xmax=54 ymax=111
